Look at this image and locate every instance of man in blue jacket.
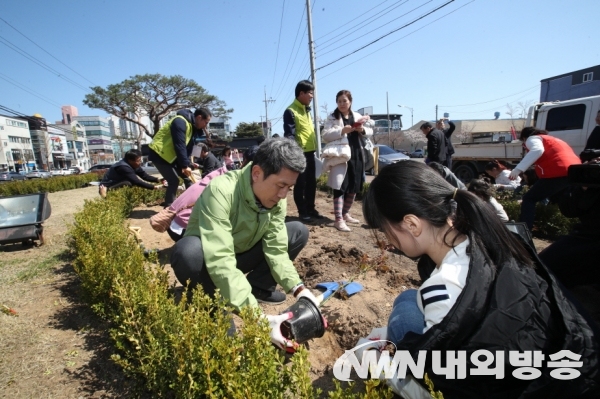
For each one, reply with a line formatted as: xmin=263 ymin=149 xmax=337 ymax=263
xmin=100 ymin=149 xmax=163 ymax=197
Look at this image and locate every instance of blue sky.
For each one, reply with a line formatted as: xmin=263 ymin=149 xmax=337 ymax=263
xmin=1 ymin=0 xmax=598 ymax=136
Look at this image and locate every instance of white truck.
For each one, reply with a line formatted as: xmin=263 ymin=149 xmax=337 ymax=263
xmin=450 ymin=94 xmax=600 ymax=182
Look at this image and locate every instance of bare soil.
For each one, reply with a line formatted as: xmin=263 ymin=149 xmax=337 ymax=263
xmin=0 ymin=185 xmax=554 ymax=398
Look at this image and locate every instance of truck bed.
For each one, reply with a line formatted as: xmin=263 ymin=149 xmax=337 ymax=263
xmin=452 ymin=141 xmax=523 ymax=161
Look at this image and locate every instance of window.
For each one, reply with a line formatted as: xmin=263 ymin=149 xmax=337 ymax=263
xmin=5 ymin=119 xmax=27 ymax=128
xmin=583 ymin=72 xmax=593 ymax=82
xmin=8 ymin=136 xmax=31 ymax=144
xmin=545 ymin=104 xmax=586 ymax=131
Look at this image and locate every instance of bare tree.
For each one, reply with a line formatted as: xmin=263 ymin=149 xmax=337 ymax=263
xmin=402 ymin=129 xmax=426 ymax=150
xmin=517 ymin=100 xmax=534 ymax=119
xmin=456 ymin=121 xmax=475 ymax=143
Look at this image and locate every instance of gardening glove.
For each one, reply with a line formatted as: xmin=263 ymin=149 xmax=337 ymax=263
xmin=509 ymin=168 xmax=522 ymax=181
xmin=366 ymin=326 xmax=388 ymax=342
xmin=295 ymin=286 xmax=321 ymax=306
xmin=263 ymin=312 xmax=298 ymax=353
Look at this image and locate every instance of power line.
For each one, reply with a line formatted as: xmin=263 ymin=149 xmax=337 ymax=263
xmin=269 ymin=4 xmax=307 ymax=105
xmin=0 ymin=16 xmax=96 ymax=86
xmin=316 ymin=0 xmax=455 ymax=72
xmin=318 ymin=0 xmax=431 ymax=59
xmin=0 ymin=73 xmax=62 ymax=108
xmin=316 ymin=0 xmax=417 ymax=53
xmin=318 ymin=0 xmax=475 ymax=80
xmin=269 ymin=0 xmax=287 ymax=99
xmin=439 ymin=85 xmax=541 ymax=107
xmin=0 ymin=104 xmax=78 ymax=135
xmin=314 ymin=0 xmax=392 ymax=44
xmin=0 ymin=35 xmax=90 ymax=92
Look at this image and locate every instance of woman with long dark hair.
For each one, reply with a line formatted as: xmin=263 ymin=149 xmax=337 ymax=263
xmin=361 ymin=161 xmax=598 ymax=398
xmin=322 ymin=90 xmax=372 ymax=232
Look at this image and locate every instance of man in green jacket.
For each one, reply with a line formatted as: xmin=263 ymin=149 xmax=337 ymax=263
xmin=283 ymin=80 xmax=324 ymax=221
xmin=170 ymin=138 xmax=319 ymax=351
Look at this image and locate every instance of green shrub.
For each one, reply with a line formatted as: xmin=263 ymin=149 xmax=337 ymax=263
xmin=497 ymin=197 xmax=577 ymax=238
xmin=68 ymin=186 xmax=392 ymax=398
xmin=0 ymin=174 xmax=100 ymax=196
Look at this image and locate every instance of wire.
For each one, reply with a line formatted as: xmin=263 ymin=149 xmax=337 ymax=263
xmin=269 ymin=0 xmax=286 ymax=99
xmin=317 ymin=0 xmax=419 ymax=54
xmin=439 ymin=85 xmax=541 ymax=107
xmin=270 ymin=4 xmax=307 ymax=104
xmin=318 ymin=0 xmax=475 ymax=80
xmin=0 ymin=35 xmax=90 ymax=92
xmin=314 ymin=0 xmax=392 ymax=45
xmin=0 ymin=16 xmax=96 ymax=86
xmin=316 ymin=0 xmax=455 ymax=72
xmin=0 ymin=104 xmax=78 ymax=135
xmin=0 ymin=73 xmax=62 ymax=108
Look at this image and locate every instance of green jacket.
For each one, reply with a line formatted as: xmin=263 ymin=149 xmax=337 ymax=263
xmin=287 ymin=99 xmax=316 ymax=152
xmin=149 ymin=115 xmax=193 ymax=164
xmin=184 ymin=163 xmax=302 ymax=310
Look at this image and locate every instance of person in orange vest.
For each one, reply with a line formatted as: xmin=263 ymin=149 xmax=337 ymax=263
xmin=509 ymin=127 xmax=581 ymax=230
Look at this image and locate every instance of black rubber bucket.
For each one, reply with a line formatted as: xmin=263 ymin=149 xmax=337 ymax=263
xmin=280 ymin=297 xmax=325 ymax=344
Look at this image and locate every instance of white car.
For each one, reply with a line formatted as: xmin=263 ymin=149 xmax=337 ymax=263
xmin=142 ymin=161 xmax=160 ymax=175
xmin=51 ymin=169 xmax=65 ymax=176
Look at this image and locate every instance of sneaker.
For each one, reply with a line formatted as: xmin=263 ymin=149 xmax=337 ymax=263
xmin=299 ymin=213 xmax=312 ymax=221
xmin=334 ymin=220 xmax=351 ymax=232
xmin=343 ymin=213 xmax=360 ymax=224
xmin=252 ymin=287 xmax=286 ymax=304
xmin=308 ymin=209 xmax=325 ymax=219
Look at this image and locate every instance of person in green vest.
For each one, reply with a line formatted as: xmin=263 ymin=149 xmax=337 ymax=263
xmin=283 ymin=80 xmax=324 ymax=221
xmin=148 ymin=108 xmax=211 ymax=207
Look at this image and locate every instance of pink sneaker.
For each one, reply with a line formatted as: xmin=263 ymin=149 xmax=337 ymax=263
xmin=343 ymin=213 xmax=360 ymax=224
xmin=334 ymin=220 xmax=351 ymax=232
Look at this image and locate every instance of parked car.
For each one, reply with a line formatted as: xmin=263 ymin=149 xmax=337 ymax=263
xmin=396 ymin=149 xmax=410 ymax=156
xmin=26 ymin=170 xmax=51 ymax=179
xmin=50 ymin=169 xmax=65 ymax=176
xmin=68 ymin=167 xmax=82 ymax=175
xmin=142 ymin=161 xmax=159 ymax=175
xmin=0 ymin=171 xmax=28 ymax=181
xmin=370 ymin=144 xmax=409 ymax=174
xmin=410 ymin=149 xmax=424 ymax=158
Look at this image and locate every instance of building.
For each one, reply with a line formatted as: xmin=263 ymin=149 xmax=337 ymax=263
xmin=55 ymin=121 xmax=91 ymax=170
xmin=73 ymin=115 xmax=115 ymax=164
xmin=0 ymin=114 xmax=36 ymax=172
xmin=46 ymin=125 xmax=70 ymax=169
xmin=209 ymin=116 xmax=232 ymax=137
xmin=540 ymin=65 xmax=600 ymax=102
xmin=60 ymin=105 xmax=79 ymax=124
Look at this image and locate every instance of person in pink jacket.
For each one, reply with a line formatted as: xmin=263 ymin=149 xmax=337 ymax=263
xmin=321 ymin=90 xmax=373 ymax=232
xmin=166 ymin=146 xmax=259 ymax=241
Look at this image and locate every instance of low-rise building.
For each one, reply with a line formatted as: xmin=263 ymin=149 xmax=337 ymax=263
xmin=74 ymin=115 xmax=115 ymax=165
xmin=0 ymin=114 xmax=36 ymax=172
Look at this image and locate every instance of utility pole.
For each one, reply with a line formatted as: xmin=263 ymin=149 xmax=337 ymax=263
xmin=306 ymin=0 xmax=321 ymax=156
xmin=435 ymin=105 xmax=438 ymax=121
xmin=386 ymin=91 xmax=390 ymax=145
xmin=263 ymin=86 xmax=275 ymax=138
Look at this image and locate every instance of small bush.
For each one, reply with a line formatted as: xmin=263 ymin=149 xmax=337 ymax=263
xmin=0 ymin=174 xmax=100 ymax=196
xmin=68 ymin=186 xmax=391 ymax=398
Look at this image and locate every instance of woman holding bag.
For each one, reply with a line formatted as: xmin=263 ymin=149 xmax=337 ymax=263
xmin=322 ymin=90 xmax=373 ymax=232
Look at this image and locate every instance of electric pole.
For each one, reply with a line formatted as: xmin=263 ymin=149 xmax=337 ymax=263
xmin=436 ymin=105 xmax=438 ymax=121
xmin=306 ymin=0 xmax=321 ymax=156
xmin=263 ymin=86 xmax=275 ymax=138
xmin=387 ymin=91 xmax=390 ymax=145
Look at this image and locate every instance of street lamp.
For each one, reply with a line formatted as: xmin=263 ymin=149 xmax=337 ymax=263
xmin=398 ymin=105 xmax=413 ymax=128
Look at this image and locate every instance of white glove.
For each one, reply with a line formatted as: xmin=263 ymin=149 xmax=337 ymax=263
xmin=508 ymin=168 xmax=522 ymax=181
xmin=296 ymin=287 xmax=321 ymax=306
xmin=263 ymin=312 xmax=297 ymax=353
xmin=366 ymin=326 xmax=388 ymax=341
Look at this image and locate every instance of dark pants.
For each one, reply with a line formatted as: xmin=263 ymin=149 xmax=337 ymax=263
xmin=444 ymin=156 xmax=452 ymax=170
xmin=293 ymin=151 xmax=317 ymax=215
xmin=148 ymin=149 xmax=192 ymax=206
xmin=106 ymin=181 xmax=132 ymax=191
xmin=519 ymin=176 xmax=570 ymax=230
xmin=167 ymin=227 xmax=185 ymax=242
xmin=539 ymin=233 xmax=600 ymax=288
xmin=170 ymin=221 xmax=309 ymax=296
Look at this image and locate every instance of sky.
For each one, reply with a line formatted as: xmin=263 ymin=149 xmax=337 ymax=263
xmin=1 ymin=0 xmax=598 ymax=137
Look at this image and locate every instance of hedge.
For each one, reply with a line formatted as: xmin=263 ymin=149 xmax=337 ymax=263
xmin=68 ymin=186 xmax=394 ymax=398
xmin=0 ymin=172 xmax=102 ymax=196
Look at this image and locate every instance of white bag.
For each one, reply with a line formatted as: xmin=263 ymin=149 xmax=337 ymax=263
xmin=322 ymin=136 xmax=351 ymax=161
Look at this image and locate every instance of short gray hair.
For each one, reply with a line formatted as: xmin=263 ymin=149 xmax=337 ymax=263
xmin=252 ymin=138 xmax=306 ymax=178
